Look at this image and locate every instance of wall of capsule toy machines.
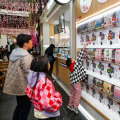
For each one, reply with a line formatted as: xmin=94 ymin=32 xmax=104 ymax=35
xmin=77 ymin=8 xmax=120 ymax=115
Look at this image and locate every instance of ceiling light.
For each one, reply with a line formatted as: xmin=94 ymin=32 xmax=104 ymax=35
xmin=54 ymin=0 xmax=71 ymax=5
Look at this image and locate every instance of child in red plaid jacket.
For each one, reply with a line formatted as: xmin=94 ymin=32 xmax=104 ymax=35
xmin=25 ymin=56 xmax=62 ymax=120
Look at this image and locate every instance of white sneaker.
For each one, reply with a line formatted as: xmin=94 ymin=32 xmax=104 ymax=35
xmin=73 ymin=108 xmax=79 ymax=114
xmin=67 ymin=105 xmax=74 ymax=111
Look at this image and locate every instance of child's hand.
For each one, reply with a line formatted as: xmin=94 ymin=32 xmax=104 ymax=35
xmin=83 ymin=43 xmax=88 ymax=50
xmin=71 ymin=59 xmax=75 ymax=62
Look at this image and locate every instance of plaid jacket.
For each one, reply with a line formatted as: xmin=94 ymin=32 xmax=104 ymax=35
xmin=25 ymin=77 xmax=62 ymax=112
xmin=70 ymin=49 xmax=86 ymax=86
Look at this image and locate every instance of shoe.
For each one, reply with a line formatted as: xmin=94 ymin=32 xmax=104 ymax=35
xmin=73 ymin=108 xmax=79 ymax=114
xmin=67 ymin=105 xmax=74 ymax=111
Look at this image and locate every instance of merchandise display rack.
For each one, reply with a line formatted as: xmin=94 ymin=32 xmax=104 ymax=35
xmin=76 ymin=5 xmax=120 ymax=120
xmin=82 ymin=91 xmax=120 ymax=120
xmin=86 ymin=70 xmax=120 ymax=87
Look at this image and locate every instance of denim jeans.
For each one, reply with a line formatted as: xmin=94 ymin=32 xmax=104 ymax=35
xmin=12 ymin=95 xmax=31 ymax=120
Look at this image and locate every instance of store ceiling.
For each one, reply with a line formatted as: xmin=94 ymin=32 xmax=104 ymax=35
xmin=53 ymin=8 xmax=70 ymax=25
xmin=0 ymin=0 xmax=49 ymax=30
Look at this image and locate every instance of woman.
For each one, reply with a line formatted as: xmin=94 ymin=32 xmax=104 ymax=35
xmin=45 ymin=44 xmax=55 ymax=76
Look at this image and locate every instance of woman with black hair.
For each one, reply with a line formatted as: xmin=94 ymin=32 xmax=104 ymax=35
xmin=25 ymin=56 xmax=62 ymax=120
xmin=45 ymin=44 xmax=55 ymax=76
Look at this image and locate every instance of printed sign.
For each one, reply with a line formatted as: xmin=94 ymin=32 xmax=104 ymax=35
xmin=80 ymin=0 xmax=92 ymax=13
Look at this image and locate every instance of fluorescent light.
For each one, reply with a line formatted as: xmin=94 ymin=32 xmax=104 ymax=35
xmin=76 ymin=1 xmax=120 ymax=28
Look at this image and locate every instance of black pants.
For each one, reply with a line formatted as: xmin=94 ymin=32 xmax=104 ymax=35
xmin=38 ymin=117 xmax=56 ymax=120
xmin=12 ymin=96 xmax=31 ymax=120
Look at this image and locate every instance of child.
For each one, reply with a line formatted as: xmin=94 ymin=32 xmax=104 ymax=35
xmin=66 ymin=43 xmax=88 ymax=114
xmin=25 ymin=56 xmax=62 ymax=120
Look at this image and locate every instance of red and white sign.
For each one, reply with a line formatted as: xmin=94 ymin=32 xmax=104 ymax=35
xmin=80 ymin=0 xmax=92 ymax=13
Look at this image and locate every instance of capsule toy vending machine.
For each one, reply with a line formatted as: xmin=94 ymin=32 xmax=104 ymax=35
xmin=115 ymin=10 xmax=120 ymax=27
xmin=104 ymin=49 xmax=109 ymax=61
xmin=80 ymin=34 xmax=85 ymax=46
xmin=92 ymin=78 xmax=99 ymax=99
xmin=107 ymin=28 xmax=118 ymax=45
xmin=88 ymin=75 xmax=94 ymax=95
xmin=117 ymin=65 xmax=120 ymax=80
xmin=95 ymin=48 xmax=100 ymax=60
xmin=104 ymin=13 xmax=112 ymax=28
xmin=115 ymin=49 xmax=120 ymax=64
xmin=99 ymin=31 xmax=107 ymax=45
xmin=96 ymin=80 xmax=105 ymax=103
xmin=103 ymin=82 xmax=114 ymax=109
xmin=113 ymin=86 xmax=120 ymax=113
xmin=90 ymin=32 xmax=98 ymax=45
xmin=98 ymin=62 xmax=107 ymax=75
xmin=107 ymin=63 xmax=115 ymax=78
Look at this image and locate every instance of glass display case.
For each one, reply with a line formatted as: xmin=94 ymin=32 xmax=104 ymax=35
xmin=54 ymin=47 xmax=70 ymax=58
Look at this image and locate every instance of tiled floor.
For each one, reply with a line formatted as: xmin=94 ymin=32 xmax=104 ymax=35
xmin=0 ymin=80 xmax=87 ymax=120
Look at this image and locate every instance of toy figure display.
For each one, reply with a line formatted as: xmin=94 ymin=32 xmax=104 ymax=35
xmin=98 ymin=91 xmax=105 ymax=103
xmin=78 ymin=9 xmax=120 ymax=116
xmin=101 ymin=49 xmax=105 ymax=61
xmin=106 ymin=96 xmax=114 ymax=109
xmin=104 ymin=14 xmax=112 ymax=28
xmin=95 ymin=17 xmax=104 ymax=30
xmin=88 ymin=60 xmax=92 ymax=71
xmin=95 ymin=48 xmax=100 ymax=60
xmin=112 ymin=64 xmax=118 ymax=79
xmin=98 ymin=62 xmax=106 ymax=75
xmin=104 ymin=49 xmax=110 ymax=61
xmin=107 ymin=63 xmax=114 ymax=78
xmin=84 ymin=23 xmax=89 ymax=32
xmin=99 ymin=31 xmax=106 ymax=45
xmin=86 ymin=59 xmax=89 ymax=70
xmin=87 ymin=48 xmax=95 ymax=59
xmin=115 ymin=49 xmax=120 ymax=64
xmin=88 ymin=21 xmax=94 ymax=32
xmin=85 ymin=34 xmax=90 ymax=43
xmin=87 ymin=75 xmax=94 ymax=95
xmin=115 ymin=10 xmax=120 ymax=27
xmin=111 ymin=49 xmax=116 ymax=63
xmin=112 ymin=12 xmax=116 ymax=27
xmin=117 ymin=65 xmax=120 ymax=80
xmin=113 ymin=102 xmax=120 ymax=114
xmin=107 ymin=29 xmax=116 ymax=45
xmin=113 ymin=86 xmax=120 ymax=102
xmin=92 ymin=60 xmax=96 ymax=72
xmin=84 ymin=48 xmax=88 ymax=58
xmin=80 ymin=35 xmax=85 ymax=45
xmin=103 ymin=81 xmax=114 ymax=96
xmin=91 ymin=33 xmax=98 ymax=45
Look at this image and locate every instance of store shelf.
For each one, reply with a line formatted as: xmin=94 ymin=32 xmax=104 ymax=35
xmin=82 ymin=91 xmax=120 ymax=120
xmin=83 ymin=57 xmax=120 ymax=66
xmin=86 ymin=70 xmax=120 ymax=87
xmin=79 ymin=44 xmax=120 ymax=49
